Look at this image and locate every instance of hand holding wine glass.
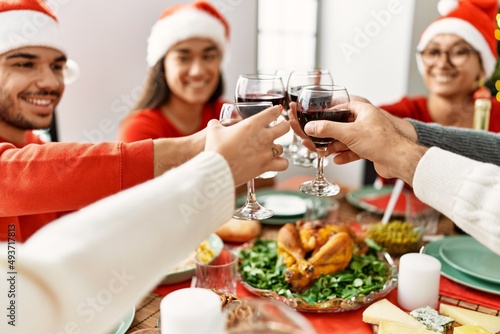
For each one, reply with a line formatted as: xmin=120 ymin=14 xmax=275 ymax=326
xmin=287 ymin=69 xmax=333 ymax=167
xmin=235 ymin=73 xmax=285 ymax=179
xmin=219 ymin=102 xmax=281 ymax=220
xmin=295 ymin=84 xmax=350 ymax=196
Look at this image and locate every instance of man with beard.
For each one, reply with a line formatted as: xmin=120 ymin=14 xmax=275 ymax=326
xmin=0 ymin=0 xmax=289 ymax=242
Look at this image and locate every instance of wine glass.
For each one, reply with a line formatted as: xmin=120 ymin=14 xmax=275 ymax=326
xmin=235 ymin=73 xmax=285 ymax=107
xmin=235 ymin=73 xmax=285 ymax=179
xmin=219 ymin=102 xmax=276 ymax=220
xmin=296 ymin=84 xmax=350 ymax=197
xmin=273 ymin=69 xmax=297 ymax=158
xmin=287 ymin=69 xmax=333 ymax=168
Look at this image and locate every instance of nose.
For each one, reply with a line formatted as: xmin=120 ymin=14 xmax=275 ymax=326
xmin=435 ymin=51 xmax=452 ymax=67
xmin=188 ymin=58 xmax=205 ymax=77
xmin=35 ymin=66 xmax=63 ymax=90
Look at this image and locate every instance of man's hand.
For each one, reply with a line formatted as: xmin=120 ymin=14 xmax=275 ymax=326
xmin=302 ymin=101 xmax=427 ymax=185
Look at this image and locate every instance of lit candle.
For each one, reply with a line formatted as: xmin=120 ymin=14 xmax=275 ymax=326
xmin=160 ymin=288 xmax=222 ymax=334
xmin=397 ymin=252 xmax=441 ymax=311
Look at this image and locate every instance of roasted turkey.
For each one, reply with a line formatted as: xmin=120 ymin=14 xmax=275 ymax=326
xmin=277 ymin=220 xmax=355 ymax=293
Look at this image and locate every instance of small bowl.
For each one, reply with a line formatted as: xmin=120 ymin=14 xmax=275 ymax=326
xmin=356 ymin=211 xmax=424 ymax=255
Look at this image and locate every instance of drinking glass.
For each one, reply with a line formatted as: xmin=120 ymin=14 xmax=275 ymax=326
xmin=287 ymin=69 xmax=334 ymax=168
xmin=212 ymin=297 xmax=317 ymax=334
xmin=235 ymin=73 xmax=285 ymax=179
xmin=274 ymin=69 xmax=297 ymax=158
xmin=235 ymin=73 xmax=285 ymax=106
xmin=296 ymin=84 xmax=350 ymax=196
xmin=219 ymin=102 xmax=275 ymax=220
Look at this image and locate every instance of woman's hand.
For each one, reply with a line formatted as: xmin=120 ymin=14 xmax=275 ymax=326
xmin=205 ymin=106 xmax=290 ymax=186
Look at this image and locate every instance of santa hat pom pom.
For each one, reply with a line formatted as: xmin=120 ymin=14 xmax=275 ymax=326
xmin=438 ymin=0 xmax=459 ymax=16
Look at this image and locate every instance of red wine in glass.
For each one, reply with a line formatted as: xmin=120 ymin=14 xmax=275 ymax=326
xmin=287 ymin=86 xmax=301 ymax=103
xmin=237 ymin=94 xmax=285 ymax=107
xmin=296 ymin=84 xmax=350 ymax=197
xmin=297 ymin=109 xmax=350 ymax=147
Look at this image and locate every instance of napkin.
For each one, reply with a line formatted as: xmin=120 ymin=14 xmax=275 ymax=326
xmin=439 ymin=276 xmax=500 ymax=310
xmin=362 ymin=192 xmax=427 ymax=215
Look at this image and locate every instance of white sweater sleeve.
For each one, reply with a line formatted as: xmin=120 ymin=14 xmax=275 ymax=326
xmin=0 ymin=151 xmax=235 ymax=334
xmin=413 ymin=147 xmax=500 ymax=255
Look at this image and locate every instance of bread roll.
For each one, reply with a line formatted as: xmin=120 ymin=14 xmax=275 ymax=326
xmin=216 ymin=218 xmax=261 ymax=243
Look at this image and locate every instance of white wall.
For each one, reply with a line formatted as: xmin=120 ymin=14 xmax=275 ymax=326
xmin=54 ymin=0 xmax=257 ymax=143
xmin=407 ymin=0 xmax=438 ymax=96
xmin=311 ymin=0 xmax=416 ymax=188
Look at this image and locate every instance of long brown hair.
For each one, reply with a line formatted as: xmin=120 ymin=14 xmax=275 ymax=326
xmin=132 ymin=57 xmax=224 ymax=111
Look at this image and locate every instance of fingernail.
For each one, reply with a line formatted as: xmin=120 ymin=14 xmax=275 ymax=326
xmin=279 ymin=104 xmax=283 ymax=111
xmin=304 ymin=122 xmax=316 ymax=135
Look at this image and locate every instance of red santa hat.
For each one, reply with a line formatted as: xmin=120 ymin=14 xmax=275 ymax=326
xmin=0 ymin=0 xmax=66 ymax=56
xmin=146 ymin=0 xmax=230 ymax=67
xmin=416 ymin=0 xmax=498 ymax=79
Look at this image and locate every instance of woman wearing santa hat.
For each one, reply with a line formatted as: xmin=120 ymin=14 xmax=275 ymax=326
xmin=365 ymin=0 xmax=500 ymax=186
xmin=379 ymin=0 xmax=500 ymax=131
xmin=118 ymin=0 xmax=276 ymax=196
xmin=118 ymin=0 xmax=229 ymax=141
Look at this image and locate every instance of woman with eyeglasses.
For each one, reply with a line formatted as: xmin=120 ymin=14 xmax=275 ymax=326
xmin=379 ymin=0 xmax=500 ymax=131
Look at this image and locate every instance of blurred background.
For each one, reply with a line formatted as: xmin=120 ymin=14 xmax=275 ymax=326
xmin=48 ymin=0 xmax=469 ymax=188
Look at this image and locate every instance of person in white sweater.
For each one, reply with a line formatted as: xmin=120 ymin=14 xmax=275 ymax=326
xmin=0 ymin=107 xmax=289 ymax=334
xmin=292 ymin=101 xmax=500 ymax=256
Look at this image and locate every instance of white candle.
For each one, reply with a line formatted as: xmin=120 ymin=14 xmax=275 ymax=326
xmin=160 ymin=288 xmax=222 ymax=334
xmin=397 ymin=252 xmax=441 ymax=311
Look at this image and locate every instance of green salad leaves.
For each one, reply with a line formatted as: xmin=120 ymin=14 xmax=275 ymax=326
xmin=239 ymin=239 xmax=392 ymax=305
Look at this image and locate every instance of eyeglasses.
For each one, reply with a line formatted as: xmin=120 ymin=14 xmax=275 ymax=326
xmin=418 ymin=47 xmax=479 ymax=67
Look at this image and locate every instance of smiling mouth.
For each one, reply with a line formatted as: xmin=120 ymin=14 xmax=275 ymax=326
xmin=431 ymin=74 xmax=456 ymax=84
xmin=21 ymin=97 xmax=54 ymax=107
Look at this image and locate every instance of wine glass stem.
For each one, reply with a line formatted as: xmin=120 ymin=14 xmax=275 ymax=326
xmin=246 ymin=179 xmax=258 ymax=204
xmin=315 ymin=147 xmax=327 ymax=182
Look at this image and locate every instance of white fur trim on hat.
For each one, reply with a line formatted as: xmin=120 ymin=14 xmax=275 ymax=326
xmin=416 ymin=18 xmax=496 ymax=79
xmin=438 ymin=0 xmax=459 ymax=16
xmin=146 ymin=7 xmax=227 ymax=67
xmin=0 ymin=9 xmax=66 ymax=56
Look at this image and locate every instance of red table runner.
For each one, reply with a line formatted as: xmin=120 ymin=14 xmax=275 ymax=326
xmin=439 ymin=276 xmax=500 ymax=310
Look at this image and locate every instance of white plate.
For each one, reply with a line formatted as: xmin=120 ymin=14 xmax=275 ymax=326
xmin=236 ymin=189 xmax=330 ymax=225
xmin=262 ymin=194 xmax=307 ymax=216
xmin=108 ymin=307 xmax=135 ymax=334
xmin=160 ymin=234 xmax=223 ymax=285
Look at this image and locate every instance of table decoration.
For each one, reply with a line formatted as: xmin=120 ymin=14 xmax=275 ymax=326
xmin=397 ymin=252 xmax=441 ymax=310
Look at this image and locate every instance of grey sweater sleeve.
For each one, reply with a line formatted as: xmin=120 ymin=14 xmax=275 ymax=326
xmin=408 ymin=119 xmax=500 ymax=166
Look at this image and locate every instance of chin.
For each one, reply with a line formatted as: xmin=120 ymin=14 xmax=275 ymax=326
xmin=186 ymin=94 xmax=212 ymax=105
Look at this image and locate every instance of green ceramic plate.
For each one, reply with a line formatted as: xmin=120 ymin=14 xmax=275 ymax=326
xmin=160 ymin=234 xmax=223 ymax=285
xmin=439 ymin=236 xmax=500 ymax=284
xmin=424 ymin=236 xmax=500 ymax=295
xmin=108 ymin=307 xmax=135 ymax=334
xmin=235 ymin=189 xmax=330 ymax=225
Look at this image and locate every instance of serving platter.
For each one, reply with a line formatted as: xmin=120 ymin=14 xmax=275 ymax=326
xmin=424 ymin=236 xmax=500 ymax=295
xmin=160 ymin=234 xmax=223 ymax=285
xmin=438 ymin=236 xmax=500 ymax=284
xmin=238 ymin=239 xmax=397 ymax=313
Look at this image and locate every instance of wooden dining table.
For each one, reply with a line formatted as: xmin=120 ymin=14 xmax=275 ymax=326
xmin=125 ymin=177 xmax=500 ymax=333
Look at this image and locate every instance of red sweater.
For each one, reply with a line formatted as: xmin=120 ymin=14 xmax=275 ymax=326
xmin=380 ymin=96 xmax=500 ymax=132
xmin=118 ymin=101 xmax=224 ymax=142
xmin=0 ymin=138 xmax=154 ymax=241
